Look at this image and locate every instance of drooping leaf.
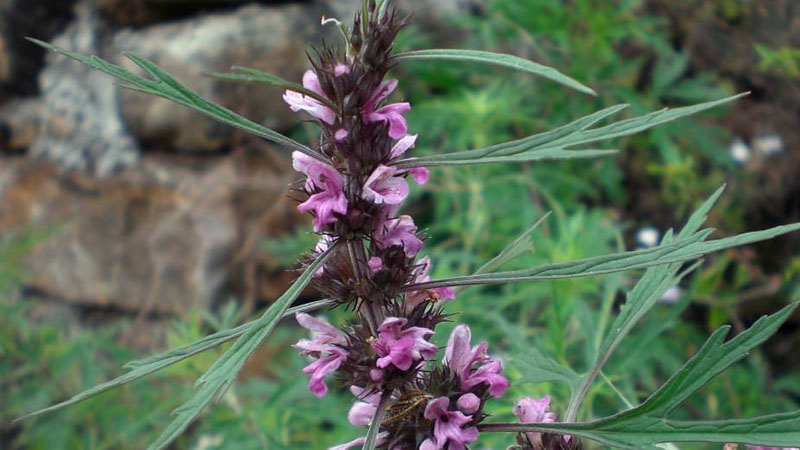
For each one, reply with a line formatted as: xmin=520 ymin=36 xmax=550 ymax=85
xmin=479 ymin=303 xmax=800 ymax=449
xmin=395 ymin=95 xmax=745 ymax=169
xmin=28 ymin=38 xmax=317 ymax=157
xmin=15 ymin=299 xmax=335 ymax=422
xmin=395 ymin=49 xmax=596 ymax=95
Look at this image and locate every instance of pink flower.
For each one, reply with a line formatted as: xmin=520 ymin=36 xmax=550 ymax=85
xmin=420 ymin=396 xmax=479 ymax=450
xmin=328 ymin=432 xmax=387 ymax=450
xmin=389 ymin=134 xmax=429 ymax=185
xmin=362 ymin=79 xmax=410 ymax=139
xmin=514 ymin=396 xmax=558 ymax=448
xmin=347 ymin=386 xmax=381 ymax=427
xmin=292 ymin=152 xmax=348 ymax=232
xmin=294 ymin=313 xmax=348 ymax=397
xmin=371 ymin=317 xmax=437 ymax=371
xmin=362 ymin=165 xmax=409 ymax=205
xmin=283 ymin=70 xmax=336 ymax=125
xmin=444 ymin=325 xmax=509 ymax=398
xmin=389 ymin=134 xmax=418 ymax=159
xmin=374 ymin=214 xmax=424 ymax=257
xmin=409 ymin=167 xmax=430 ymax=185
xmin=405 ymin=256 xmax=456 ymax=311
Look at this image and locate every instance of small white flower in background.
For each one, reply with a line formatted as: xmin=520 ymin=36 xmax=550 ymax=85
xmin=752 ymin=133 xmax=784 ymax=156
xmin=636 ymin=226 xmax=661 ymax=248
xmin=729 ymin=137 xmax=751 ymax=164
xmin=193 ymin=434 xmax=223 ymax=450
xmin=659 ymin=286 xmax=682 ymax=305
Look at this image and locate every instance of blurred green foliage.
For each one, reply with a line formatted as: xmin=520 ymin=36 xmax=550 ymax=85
xmin=3 ymin=1 xmax=799 ymax=449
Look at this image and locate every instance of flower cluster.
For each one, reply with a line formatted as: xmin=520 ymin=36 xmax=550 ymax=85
xmin=281 ymin=5 xmax=513 ymax=449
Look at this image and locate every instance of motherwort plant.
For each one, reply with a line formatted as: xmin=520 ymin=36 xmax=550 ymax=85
xmin=18 ymin=1 xmax=800 ymax=449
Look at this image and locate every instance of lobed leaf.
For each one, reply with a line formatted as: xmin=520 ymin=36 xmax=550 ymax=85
xmin=396 ymin=94 xmax=745 ymax=169
xmin=15 ymin=299 xmax=335 ymax=422
xmin=146 ymin=248 xmax=336 ymax=450
xmin=480 ymin=303 xmax=800 ymax=448
xmin=27 ymin=38 xmax=318 ymax=157
xmin=394 ymin=49 xmax=596 ymax=95
xmin=405 ymin=220 xmax=800 ymax=291
xmin=564 ymin=187 xmax=727 ymax=420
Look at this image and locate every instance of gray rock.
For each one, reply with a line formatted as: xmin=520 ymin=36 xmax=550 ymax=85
xmin=31 ymin=0 xmax=139 ymax=175
xmin=0 ymin=146 xmax=304 ymax=316
xmin=110 ymin=2 xmax=320 ymax=154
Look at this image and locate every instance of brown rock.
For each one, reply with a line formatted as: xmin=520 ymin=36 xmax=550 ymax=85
xmin=110 ymin=3 xmax=321 ymax=154
xmin=0 ymin=149 xmax=305 ymax=316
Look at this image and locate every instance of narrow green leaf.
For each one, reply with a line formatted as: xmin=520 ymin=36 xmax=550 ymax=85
xmin=396 ymin=95 xmax=744 ymax=169
xmin=147 ymin=248 xmax=336 ymax=450
xmin=403 ymin=148 xmax=619 ymax=167
xmin=14 ymin=299 xmax=335 ymax=422
xmin=404 ymin=221 xmax=800 ymax=290
xmin=480 ymin=303 xmax=800 ymax=448
xmin=395 ymin=49 xmax=596 ymax=95
xmin=27 ymin=38 xmax=317 ymax=157
xmin=394 ymin=104 xmax=629 ymax=169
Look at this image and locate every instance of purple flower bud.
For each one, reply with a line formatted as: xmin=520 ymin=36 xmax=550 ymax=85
xmin=283 ymin=70 xmax=336 ymax=125
xmin=456 ymin=393 xmax=481 ymax=414
xmin=513 ymin=396 xmax=558 ymax=448
xmin=371 ymin=317 xmax=438 ymax=371
xmin=334 ymin=63 xmax=351 ymax=77
xmin=334 ymin=128 xmax=349 ymax=141
xmin=368 ymin=256 xmax=383 ymax=272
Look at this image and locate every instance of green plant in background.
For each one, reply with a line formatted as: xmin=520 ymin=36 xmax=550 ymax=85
xmin=756 ymin=44 xmax=800 ymax=79
xmin=7 ymin=1 xmax=800 ymax=450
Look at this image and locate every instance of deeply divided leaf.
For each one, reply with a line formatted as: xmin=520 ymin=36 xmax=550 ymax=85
xmin=28 ymin=38 xmax=316 ymax=157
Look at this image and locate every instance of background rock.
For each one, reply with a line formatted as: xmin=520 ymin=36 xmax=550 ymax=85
xmin=0 ymin=0 xmax=77 ymax=100
xmin=0 ymin=148 xmax=303 ymax=316
xmin=110 ymin=2 xmax=321 ymax=154
xmin=30 ymin=1 xmax=140 ymax=175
